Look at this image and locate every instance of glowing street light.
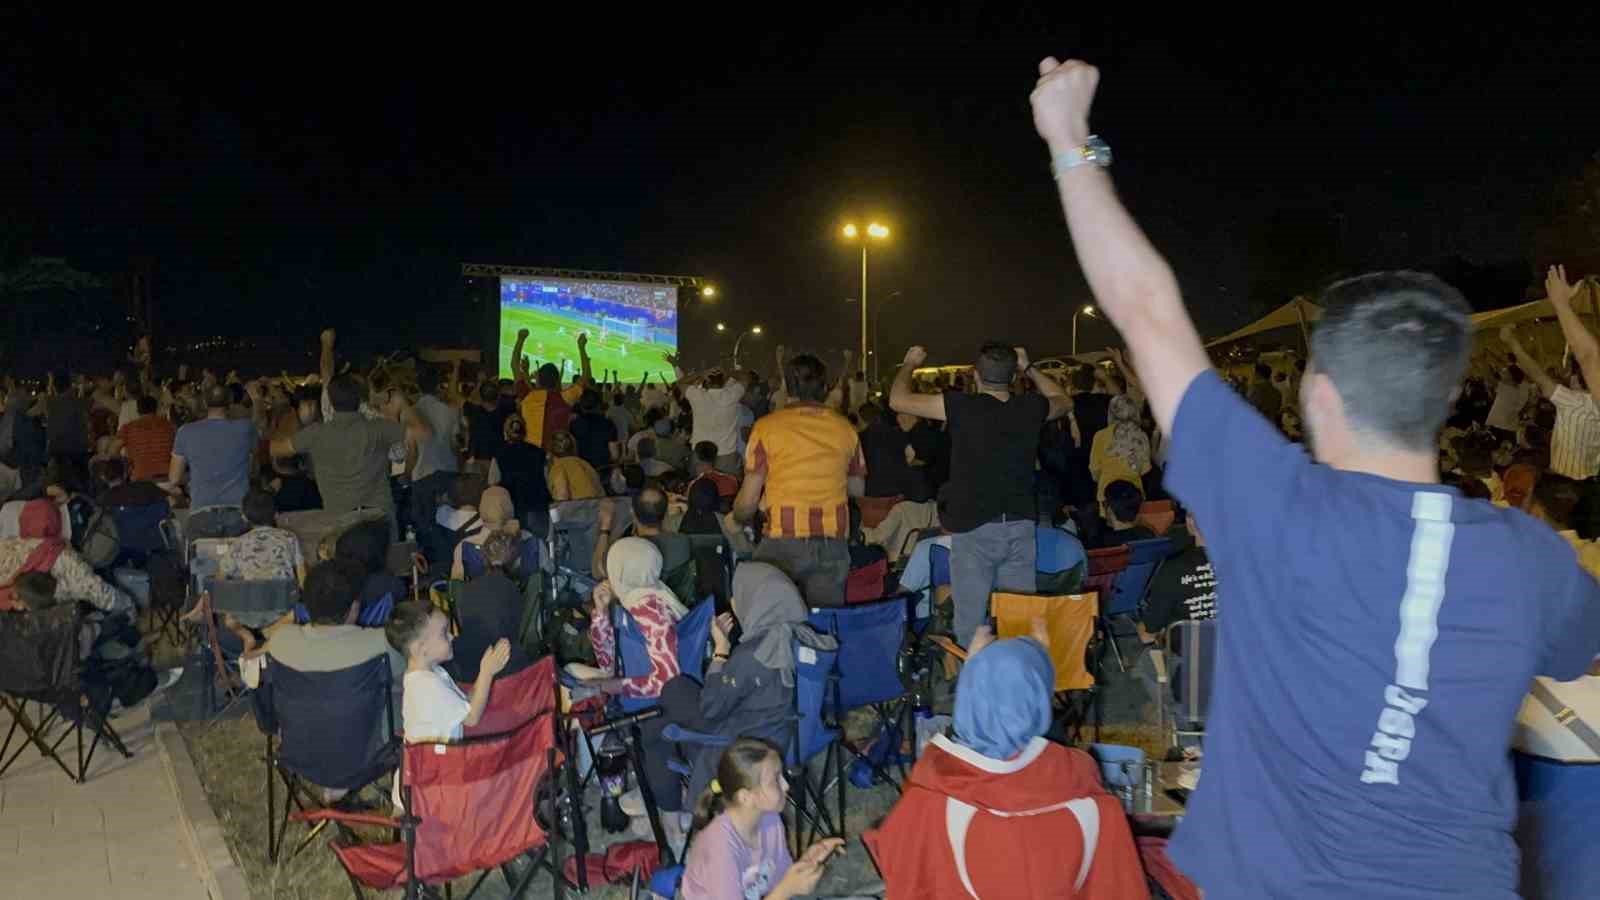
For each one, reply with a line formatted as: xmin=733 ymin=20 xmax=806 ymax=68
xmin=841 ymin=221 xmax=892 ymax=370
xmin=751 ymin=325 xmax=763 ymax=335
xmin=1072 ymin=304 xmax=1097 ymax=356
xmin=732 ymin=324 xmax=764 ymax=369
xmin=701 ymin=285 xmax=717 ymax=299
xmin=715 ymin=322 xmax=727 ymax=332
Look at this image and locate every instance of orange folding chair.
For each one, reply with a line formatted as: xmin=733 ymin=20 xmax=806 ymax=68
xmin=1135 ymin=499 xmax=1176 ymax=536
xmin=991 ymin=591 xmax=1102 ymax=743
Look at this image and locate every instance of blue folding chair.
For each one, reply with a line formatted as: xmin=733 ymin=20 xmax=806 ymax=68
xmin=108 ymin=500 xmax=172 ymax=568
xmin=929 ymin=542 xmax=951 ymax=591
xmin=809 ymin=599 xmax=914 ymax=803
xmin=253 ymin=654 xmax=398 ymax=862
xmin=1102 ymin=537 xmax=1171 ymax=672
xmin=610 ymin=599 xmax=715 ymax=715
xmin=1035 ymin=525 xmax=1087 ymax=594
xmin=663 ymin=640 xmax=842 ymax=854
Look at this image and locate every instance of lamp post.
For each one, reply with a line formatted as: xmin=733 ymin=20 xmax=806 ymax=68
xmin=1072 ymin=304 xmax=1097 ymax=356
xmin=721 ymin=324 xmax=763 ymax=369
xmin=841 ymin=222 xmax=890 ymax=370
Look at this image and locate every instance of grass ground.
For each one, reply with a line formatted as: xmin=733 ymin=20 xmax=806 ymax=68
xmin=499 ymin=305 xmax=677 ymax=385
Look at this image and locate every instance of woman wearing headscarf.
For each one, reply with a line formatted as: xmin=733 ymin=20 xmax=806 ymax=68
xmin=450 ymin=486 xmax=533 ymax=580
xmin=0 ymin=500 xmax=130 ymax=616
xmin=660 ymin=562 xmax=838 ymax=807
xmin=863 ymin=632 xmax=1148 ymax=899
xmin=1088 ymin=393 xmax=1152 ymax=502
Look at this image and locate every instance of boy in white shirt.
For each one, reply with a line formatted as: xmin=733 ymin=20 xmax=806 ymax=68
xmin=385 ymin=602 xmax=510 ymax=744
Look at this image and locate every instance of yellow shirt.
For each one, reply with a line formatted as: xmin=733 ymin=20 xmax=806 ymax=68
xmin=519 ymin=383 xmax=586 ymax=449
xmin=1089 ymin=427 xmax=1150 ymax=501
xmin=548 ymin=456 xmax=604 ymax=502
xmin=746 ymin=402 xmax=865 ymax=539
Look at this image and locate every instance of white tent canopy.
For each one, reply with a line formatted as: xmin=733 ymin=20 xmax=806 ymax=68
xmin=1203 ymin=297 xmax=1323 ymax=349
xmin=1469 ymin=279 xmax=1600 ymax=333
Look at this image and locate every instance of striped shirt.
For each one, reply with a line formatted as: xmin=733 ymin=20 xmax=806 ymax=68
xmin=117 ymin=414 xmax=177 ymax=482
xmin=1549 ymin=386 xmax=1600 ymax=479
xmin=746 ymin=402 xmax=865 ymax=539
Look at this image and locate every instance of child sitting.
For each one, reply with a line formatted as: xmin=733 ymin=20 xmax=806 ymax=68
xmin=680 ymin=737 xmax=843 ymax=900
xmin=385 ymin=601 xmax=509 ymax=744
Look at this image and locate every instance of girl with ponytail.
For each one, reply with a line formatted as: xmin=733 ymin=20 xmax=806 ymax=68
xmin=681 ymin=738 xmax=843 ymax=899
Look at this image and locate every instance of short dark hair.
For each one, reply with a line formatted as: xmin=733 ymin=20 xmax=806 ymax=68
xmin=327 ymin=375 xmax=363 ymax=413
xmin=294 ymin=385 xmax=321 ymax=408
xmin=478 ymin=380 xmax=499 ymax=403
xmin=416 ymin=366 xmax=441 ymax=395
xmin=637 ymin=437 xmax=657 ymax=461
xmin=335 ymin=520 xmax=390 ymax=575
xmin=536 ymin=363 xmax=561 ymax=389
xmin=301 ymin=559 xmax=364 ymax=625
xmin=385 ymin=600 xmax=434 ymax=655
xmin=579 ymin=389 xmax=601 ymax=413
xmin=1254 ymin=363 xmax=1272 ymax=379
xmin=975 ymin=343 xmax=1016 ymax=386
xmin=1311 ymin=272 xmax=1471 ymax=452
xmin=242 ymin=489 xmax=277 ymax=527
xmin=1071 ymin=366 xmax=1097 ymax=393
xmin=633 ymin=486 xmax=668 ymax=526
xmin=137 ymin=395 xmax=158 ymax=415
xmin=449 ymin=473 xmax=486 ymax=509
xmin=16 ymin=571 xmax=58 ymax=610
xmin=96 ymin=457 xmax=127 ymax=485
xmin=1104 ymin=479 xmax=1145 ymax=524
xmin=694 ymin=441 xmax=719 ymax=465
xmin=1507 ymin=365 xmax=1525 ymax=385
xmin=230 ymin=383 xmax=247 ymax=406
xmin=205 ymin=385 xmax=230 ymax=409
xmin=857 ymin=402 xmax=881 ymax=427
xmin=1533 ymin=473 xmax=1583 ymax=528
xmin=787 ymin=354 xmax=829 ymax=403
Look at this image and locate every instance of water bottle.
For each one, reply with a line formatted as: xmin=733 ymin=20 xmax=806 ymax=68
xmin=595 ymin=734 xmax=631 ymax=833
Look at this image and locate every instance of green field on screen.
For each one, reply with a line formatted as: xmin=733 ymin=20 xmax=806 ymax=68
xmin=498 ymin=304 xmax=677 ymax=384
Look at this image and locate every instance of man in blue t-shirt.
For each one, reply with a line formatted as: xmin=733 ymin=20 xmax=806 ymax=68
xmin=169 ymin=385 xmax=259 ymax=510
xmin=1031 ymin=58 xmax=1600 ymax=897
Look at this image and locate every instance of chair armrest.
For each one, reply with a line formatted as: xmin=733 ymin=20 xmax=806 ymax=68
xmin=289 ymin=809 xmax=402 ymax=829
xmin=662 ymin=724 xmax=732 ymax=747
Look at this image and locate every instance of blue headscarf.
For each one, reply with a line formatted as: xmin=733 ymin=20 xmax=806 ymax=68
xmin=952 ymin=638 xmax=1055 ymax=761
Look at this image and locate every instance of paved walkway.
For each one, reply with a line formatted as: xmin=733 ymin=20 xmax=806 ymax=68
xmin=1 ymin=700 xmax=211 ymax=900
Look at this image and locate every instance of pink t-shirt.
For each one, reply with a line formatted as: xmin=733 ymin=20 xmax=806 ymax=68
xmin=681 ymin=811 xmax=792 ymax=900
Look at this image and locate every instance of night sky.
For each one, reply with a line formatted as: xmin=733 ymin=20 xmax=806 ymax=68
xmin=6 ymin=8 xmax=1600 ymax=371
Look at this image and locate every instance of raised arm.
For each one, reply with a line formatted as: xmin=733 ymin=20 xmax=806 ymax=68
xmin=320 ymin=328 xmax=336 ymax=388
xmin=1500 ymin=327 xmax=1559 ymax=399
xmin=888 ymin=346 xmax=947 ymax=421
xmin=576 ymin=332 xmax=593 ymax=385
xmin=1018 ymin=347 xmax=1071 ymax=421
xmin=511 ymin=328 xmax=531 ymax=387
xmin=1544 ymin=265 xmax=1600 ymax=404
xmin=1031 ymin=59 xmax=1210 ymax=435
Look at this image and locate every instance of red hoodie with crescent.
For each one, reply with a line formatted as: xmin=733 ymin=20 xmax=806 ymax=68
xmin=863 ymin=735 xmax=1148 ymax=899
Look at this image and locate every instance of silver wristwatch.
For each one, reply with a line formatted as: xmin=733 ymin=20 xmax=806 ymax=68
xmin=1051 ymin=135 xmax=1112 ymax=180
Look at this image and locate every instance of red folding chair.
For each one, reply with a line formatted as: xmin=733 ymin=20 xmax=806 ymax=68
xmin=293 ymin=658 xmax=574 ymax=900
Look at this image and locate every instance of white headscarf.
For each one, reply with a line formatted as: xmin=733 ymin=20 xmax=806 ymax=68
xmin=605 ymin=537 xmax=689 ymax=620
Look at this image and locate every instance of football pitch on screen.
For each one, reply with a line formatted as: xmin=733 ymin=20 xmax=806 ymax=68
xmin=498 ymin=304 xmax=677 ymax=384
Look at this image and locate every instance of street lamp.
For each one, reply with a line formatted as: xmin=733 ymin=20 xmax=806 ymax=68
xmin=732 ymin=325 xmax=763 ymax=369
xmin=715 ymin=322 xmax=727 ymax=333
xmin=841 ymin=221 xmax=891 ymax=369
xmin=1072 ymin=304 xmax=1097 ymax=356
xmin=701 ymin=285 xmax=717 ymax=299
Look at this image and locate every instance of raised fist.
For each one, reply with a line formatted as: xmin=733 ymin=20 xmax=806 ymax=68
xmin=903 ymin=346 xmax=928 ymax=368
xmin=577 ymin=332 xmax=588 ymax=348
xmin=517 ymin=328 xmax=530 ymax=340
xmin=1030 ymin=57 xmax=1099 ymax=152
xmin=320 ymin=328 xmax=336 ymax=347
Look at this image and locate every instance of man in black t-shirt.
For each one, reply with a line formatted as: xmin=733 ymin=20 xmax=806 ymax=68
xmin=1142 ymin=517 xmax=1216 ymax=634
xmin=889 ymin=342 xmax=1071 ymax=646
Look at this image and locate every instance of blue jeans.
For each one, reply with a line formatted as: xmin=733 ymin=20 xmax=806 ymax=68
xmin=949 ymin=518 xmax=1037 ymax=646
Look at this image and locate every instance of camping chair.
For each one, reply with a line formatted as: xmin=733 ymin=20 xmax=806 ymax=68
xmin=107 ymin=499 xmax=172 ymax=568
xmin=809 ymin=597 xmax=917 ymax=810
xmin=662 ymin=639 xmax=843 ymax=855
xmin=856 ymin=495 xmax=903 ymax=530
xmin=991 ymin=591 xmax=1101 ymax=743
xmin=0 ymin=605 xmax=132 ymax=783
xmin=292 ymin=658 xmax=570 ymax=900
xmin=1102 ymin=537 xmax=1172 ymax=672
xmin=197 ymin=579 xmax=297 ymax=721
xmin=844 ymin=556 xmax=891 ymax=605
xmin=1135 ymin=499 xmax=1176 ymax=536
xmin=1152 ymin=618 xmax=1216 ymax=749
xmin=255 ymin=654 xmax=400 ymax=862
xmin=544 ymin=499 xmax=632 ymax=605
